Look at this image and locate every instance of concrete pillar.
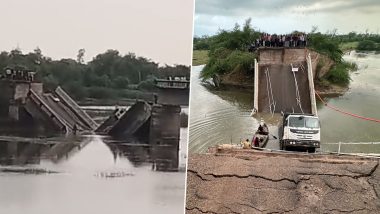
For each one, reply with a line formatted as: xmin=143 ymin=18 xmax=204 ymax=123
xmin=8 ymin=104 xmax=19 ymax=121
xmin=150 ymin=104 xmax=181 ymax=171
xmin=7 ymin=142 xmax=18 ymax=158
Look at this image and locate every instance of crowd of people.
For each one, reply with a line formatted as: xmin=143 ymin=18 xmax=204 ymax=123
xmin=249 ymin=33 xmax=308 ymax=51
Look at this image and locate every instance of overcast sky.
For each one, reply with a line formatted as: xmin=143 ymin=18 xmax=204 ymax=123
xmin=0 ymin=0 xmax=194 ymax=65
xmin=194 ymin=0 xmax=380 ymax=36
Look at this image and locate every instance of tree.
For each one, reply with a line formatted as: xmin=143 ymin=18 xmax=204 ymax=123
xmin=0 ymin=48 xmax=190 ymax=100
xmin=357 ymin=40 xmax=377 ymax=51
xmin=311 ymin=26 xmax=318 ymax=34
xmin=34 ymin=47 xmax=42 ymax=56
xmin=77 ymin=48 xmax=85 ymax=64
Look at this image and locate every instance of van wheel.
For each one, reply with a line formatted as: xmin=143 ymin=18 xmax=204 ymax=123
xmin=308 ymin=148 xmax=316 ymax=153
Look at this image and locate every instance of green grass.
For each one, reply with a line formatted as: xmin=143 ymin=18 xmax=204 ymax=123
xmin=339 ymin=41 xmax=359 ymax=52
xmin=192 ymin=50 xmax=209 ymax=66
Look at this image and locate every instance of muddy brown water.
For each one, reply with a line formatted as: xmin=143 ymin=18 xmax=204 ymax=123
xmin=0 ymin=107 xmax=188 ymax=214
xmin=189 ymin=52 xmax=380 ymax=154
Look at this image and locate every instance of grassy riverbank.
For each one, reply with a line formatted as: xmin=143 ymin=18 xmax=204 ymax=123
xmin=192 ymin=50 xmax=209 ymax=66
xmin=339 ymin=41 xmax=359 ymax=52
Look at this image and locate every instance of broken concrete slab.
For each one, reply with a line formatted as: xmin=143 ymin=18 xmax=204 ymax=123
xmin=96 ymin=101 xmax=152 ymax=139
xmin=186 ymin=149 xmax=380 ymax=214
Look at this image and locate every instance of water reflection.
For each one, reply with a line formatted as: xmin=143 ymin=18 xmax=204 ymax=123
xmin=0 ymin=136 xmax=87 ymax=166
xmin=0 ymin=135 xmax=186 ymax=214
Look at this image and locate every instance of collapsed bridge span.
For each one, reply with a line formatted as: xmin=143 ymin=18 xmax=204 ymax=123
xmin=253 ymin=48 xmax=317 ymax=115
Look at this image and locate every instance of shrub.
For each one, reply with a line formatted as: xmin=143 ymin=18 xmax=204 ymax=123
xmin=137 ymin=80 xmax=156 ymax=91
xmin=357 ymin=40 xmax=378 ymax=51
xmin=112 ymin=76 xmax=129 ymax=89
xmin=201 ymin=50 xmax=256 ymax=80
xmin=325 ymin=61 xmax=355 ymax=85
xmin=86 ymin=87 xmax=117 ymax=99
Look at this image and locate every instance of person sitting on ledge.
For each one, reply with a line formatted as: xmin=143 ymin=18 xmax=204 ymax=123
xmin=241 ymin=139 xmax=251 ymax=149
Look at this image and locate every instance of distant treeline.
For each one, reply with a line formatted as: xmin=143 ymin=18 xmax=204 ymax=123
xmin=331 ymin=33 xmax=380 ymax=51
xmin=0 ymin=49 xmax=190 ymax=101
xmin=194 ymin=19 xmax=366 ymax=86
xmin=194 ymin=28 xmax=380 ymax=52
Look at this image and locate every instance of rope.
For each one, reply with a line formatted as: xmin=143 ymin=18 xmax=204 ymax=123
xmin=315 ymin=91 xmax=380 ymax=123
xmin=323 ymin=142 xmax=380 ymax=145
xmin=265 ymin=68 xmax=276 ymax=115
xmin=267 ymin=69 xmax=276 ymax=115
xmin=291 ymin=64 xmax=304 ymax=113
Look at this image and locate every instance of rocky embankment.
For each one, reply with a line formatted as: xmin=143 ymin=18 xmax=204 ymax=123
xmin=186 ymin=149 xmax=380 ymax=214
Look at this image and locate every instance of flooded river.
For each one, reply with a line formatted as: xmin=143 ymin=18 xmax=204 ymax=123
xmin=0 ymin=108 xmax=187 ymax=214
xmin=189 ymin=52 xmax=380 ymax=154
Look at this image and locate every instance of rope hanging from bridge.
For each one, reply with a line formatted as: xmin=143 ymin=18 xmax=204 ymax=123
xmin=315 ymin=91 xmax=380 ymax=123
xmin=290 ymin=64 xmax=304 ymax=114
xmin=265 ymin=68 xmax=276 ymax=115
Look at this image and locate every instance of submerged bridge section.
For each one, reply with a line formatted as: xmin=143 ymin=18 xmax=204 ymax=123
xmin=96 ymin=101 xmax=152 ymax=139
xmin=24 ymin=88 xmax=98 ymax=133
xmin=253 ymin=48 xmax=317 ymax=115
xmin=96 ymin=101 xmax=182 ymax=171
xmin=0 ymin=77 xmax=98 ymax=134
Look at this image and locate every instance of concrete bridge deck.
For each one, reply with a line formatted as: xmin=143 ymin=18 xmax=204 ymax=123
xmin=253 ymin=48 xmax=317 ymax=115
xmin=25 ymin=88 xmax=98 ymax=134
xmin=258 ymin=63 xmax=311 ymax=114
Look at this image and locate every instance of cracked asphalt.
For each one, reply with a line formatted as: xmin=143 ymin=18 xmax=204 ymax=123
xmin=186 ymin=149 xmax=380 ymax=214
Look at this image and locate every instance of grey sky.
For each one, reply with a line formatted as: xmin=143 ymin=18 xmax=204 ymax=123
xmin=0 ymin=0 xmax=194 ymax=65
xmin=194 ymin=0 xmax=380 ymax=36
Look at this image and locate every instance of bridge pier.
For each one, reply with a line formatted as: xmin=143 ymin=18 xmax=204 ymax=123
xmin=8 ymin=104 xmax=20 ymax=121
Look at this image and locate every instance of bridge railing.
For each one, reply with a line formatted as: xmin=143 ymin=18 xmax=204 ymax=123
xmin=252 ymin=59 xmax=259 ymax=116
xmin=307 ymin=53 xmax=318 ymax=115
xmin=28 ymin=90 xmax=70 ymax=133
xmin=321 ymin=142 xmax=380 ymax=156
xmin=55 ymin=86 xmax=98 ymax=130
xmin=155 ymin=79 xmax=190 ymax=89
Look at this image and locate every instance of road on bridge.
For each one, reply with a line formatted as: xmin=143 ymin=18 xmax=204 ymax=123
xmin=258 ymin=62 xmax=311 ymax=114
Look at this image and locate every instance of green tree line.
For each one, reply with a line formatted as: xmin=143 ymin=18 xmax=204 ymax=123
xmin=194 ymin=19 xmax=368 ymax=86
xmin=0 ymin=48 xmax=190 ymax=100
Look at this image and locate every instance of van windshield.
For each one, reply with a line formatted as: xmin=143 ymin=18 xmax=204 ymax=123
xmin=288 ymin=116 xmax=319 ymax=128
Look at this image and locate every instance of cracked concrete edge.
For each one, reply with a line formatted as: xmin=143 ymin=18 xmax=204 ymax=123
xmin=188 ymin=169 xmax=303 ymax=185
xmin=186 ymin=153 xmax=380 ymax=214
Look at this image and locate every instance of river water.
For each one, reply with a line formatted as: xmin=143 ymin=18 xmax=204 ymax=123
xmin=189 ymin=52 xmax=380 ymax=154
xmin=0 ymin=108 xmax=187 ymax=214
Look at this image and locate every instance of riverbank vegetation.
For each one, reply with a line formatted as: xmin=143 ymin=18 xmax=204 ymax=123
xmin=307 ymin=31 xmax=357 ymax=86
xmin=196 ymin=19 xmax=258 ymax=81
xmin=332 ymin=33 xmax=380 ymax=52
xmin=194 ymin=19 xmax=372 ymax=87
xmin=0 ymin=49 xmax=190 ymax=101
xmin=193 ymin=50 xmax=209 ymax=66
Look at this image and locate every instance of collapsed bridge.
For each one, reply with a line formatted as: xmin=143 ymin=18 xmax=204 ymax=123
xmin=253 ymin=48 xmax=317 ymax=115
